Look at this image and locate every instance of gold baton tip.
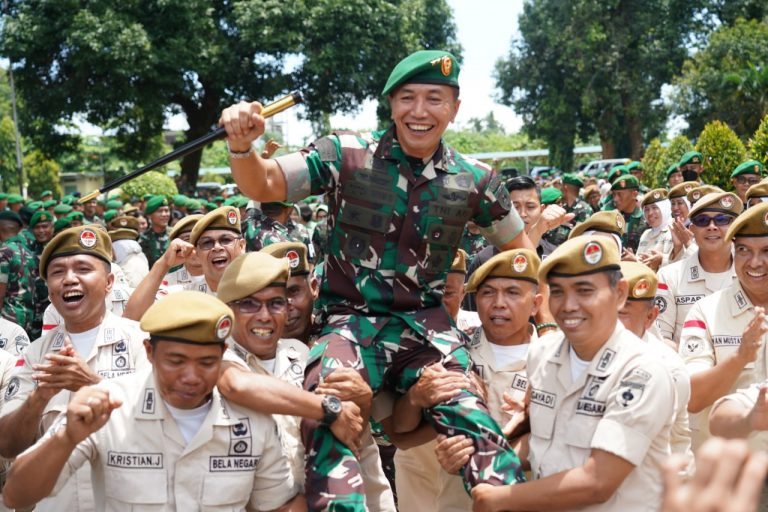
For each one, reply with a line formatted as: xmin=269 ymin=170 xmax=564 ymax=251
xmin=78 ymin=190 xmax=101 ymax=204
xmin=260 ymin=91 xmax=304 ymax=119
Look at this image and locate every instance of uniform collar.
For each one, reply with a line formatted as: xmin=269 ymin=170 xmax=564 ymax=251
xmin=229 ymin=338 xmax=304 ymax=378
xmin=685 ymin=250 xmax=736 ymax=284
xmin=728 ymin=280 xmax=755 ymax=317
xmin=549 ymin=322 xmax=626 ymax=392
xmin=50 ymin=312 xmax=138 ymax=357
xmin=469 ymin=326 xmax=531 ymax=372
xmin=374 ymin=125 xmax=456 ymax=175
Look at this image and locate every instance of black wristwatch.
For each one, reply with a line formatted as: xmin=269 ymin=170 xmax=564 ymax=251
xmin=320 ymin=395 xmax=342 ymax=426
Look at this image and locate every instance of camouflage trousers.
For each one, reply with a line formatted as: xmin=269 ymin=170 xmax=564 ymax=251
xmin=301 ymin=319 xmax=525 ymax=511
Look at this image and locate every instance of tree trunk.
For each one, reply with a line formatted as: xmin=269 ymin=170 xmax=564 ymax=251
xmin=620 ymin=89 xmax=644 ymax=160
xmin=178 ymin=91 xmax=220 ymax=194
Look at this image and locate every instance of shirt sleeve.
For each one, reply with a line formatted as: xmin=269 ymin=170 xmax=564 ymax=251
xmin=248 ymin=416 xmax=297 ymax=511
xmin=591 ymin=359 xmax=675 ymax=466
xmin=677 ymin=304 xmax=715 ymax=375
xmin=274 ymin=135 xmax=346 ymax=203
xmin=655 ymin=267 xmax=676 ymax=343
xmin=473 ymin=170 xmax=524 ymax=247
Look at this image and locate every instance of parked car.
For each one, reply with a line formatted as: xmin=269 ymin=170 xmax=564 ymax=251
xmin=582 ymin=158 xmax=631 ymax=177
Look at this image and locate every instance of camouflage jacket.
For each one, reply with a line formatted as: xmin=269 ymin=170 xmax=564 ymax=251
xmin=543 ymin=198 xmax=593 ymax=247
xmin=0 ymin=240 xmax=36 ymax=338
xmin=621 ymin=207 xmax=649 ymax=253
xmin=274 ymin=126 xmax=523 ymax=349
xmin=243 ymin=209 xmax=293 ymax=252
xmin=139 ymin=226 xmax=170 ymax=268
xmin=7 ymin=231 xmax=47 ymax=339
xmin=459 ymin=229 xmax=486 ymax=258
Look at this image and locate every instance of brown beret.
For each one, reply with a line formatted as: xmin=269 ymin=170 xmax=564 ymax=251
xmin=190 ymin=206 xmax=241 ymax=246
xmin=539 ymin=236 xmax=621 ymax=281
xmin=109 ymin=215 xmax=140 ymax=232
xmin=466 ymin=249 xmax=540 ymax=292
xmin=726 ymin=202 xmax=768 ymax=241
xmin=261 ymin=241 xmax=310 ymax=276
xmin=109 ymin=228 xmax=140 ymax=242
xmin=569 ymin=210 xmax=626 ymax=239
xmin=619 ymin=261 xmax=658 ymax=300
xmin=687 ymin=185 xmax=723 ymax=205
xmin=688 ymin=192 xmax=743 ymax=219
xmin=141 ymin=291 xmax=233 ymax=344
xmin=583 ymin=185 xmax=600 ymax=198
xmin=217 ymin=252 xmax=290 ymax=304
xmin=746 ymin=181 xmax=768 ymax=201
xmin=449 ymin=249 xmax=468 ymax=274
xmin=169 ymin=214 xmax=204 ymax=241
xmin=668 ymin=181 xmax=699 ymax=199
xmin=40 ymin=225 xmax=113 ymax=278
xmin=640 ymin=188 xmax=668 ymax=208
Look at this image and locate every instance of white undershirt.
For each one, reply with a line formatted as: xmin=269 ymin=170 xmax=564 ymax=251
xmin=260 ymin=358 xmax=276 ymax=374
xmin=488 ymin=342 xmax=529 ymax=368
xmin=68 ymin=325 xmax=100 ymax=359
xmin=164 ymin=399 xmax=212 ymax=444
xmin=569 ymin=347 xmax=590 ymax=383
xmin=699 ymin=267 xmax=732 ymax=291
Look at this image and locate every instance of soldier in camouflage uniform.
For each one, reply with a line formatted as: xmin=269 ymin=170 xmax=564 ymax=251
xmin=627 ymin=160 xmax=650 ymax=194
xmin=242 ymin=206 xmax=293 ymax=252
xmin=138 ymin=195 xmax=171 ymax=268
xmin=459 ymin=221 xmax=487 ymax=258
xmin=542 ymin=173 xmax=592 ymax=247
xmin=611 ymin=175 xmax=648 ymax=253
xmin=0 ymin=238 xmax=36 ymax=338
xmin=222 ymin=50 xmax=532 ymax=511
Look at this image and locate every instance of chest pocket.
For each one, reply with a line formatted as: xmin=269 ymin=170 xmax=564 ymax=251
xmin=422 ymin=176 xmax=475 ymax=275
xmin=104 ymin=468 xmax=167 ymax=509
xmin=202 ymin=473 xmax=255 ymax=510
xmin=528 ymin=396 xmax=556 ymax=440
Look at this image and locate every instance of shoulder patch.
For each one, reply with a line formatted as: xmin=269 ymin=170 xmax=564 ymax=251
xmin=313 ymin=137 xmax=338 ymax=162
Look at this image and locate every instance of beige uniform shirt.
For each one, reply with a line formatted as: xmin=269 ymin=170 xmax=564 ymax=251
xmin=656 ymin=251 xmax=736 ymax=346
xmin=678 ymin=280 xmax=764 ymax=447
xmin=3 ymin=312 xmax=149 ymax=512
xmin=157 ymin=266 xmax=206 ymax=299
xmin=527 ymin=324 xmax=675 ymax=512
xmin=712 ymin=384 xmax=768 ymax=451
xmin=34 ymin=370 xmax=297 ymax=511
xmin=0 ymin=349 xmax=16 ymax=509
xmin=0 ymin=317 xmax=29 ymax=356
xmin=637 ymin=227 xmax=674 ymax=267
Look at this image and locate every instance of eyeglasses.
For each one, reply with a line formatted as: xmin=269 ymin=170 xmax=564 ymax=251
xmin=231 ymin=297 xmax=288 ymax=314
xmin=736 ymin=175 xmax=761 ymax=186
xmin=747 ymin=197 xmax=768 ymax=209
xmin=690 ymin=214 xmax=735 ymax=228
xmin=196 ymin=234 xmax=241 ymax=251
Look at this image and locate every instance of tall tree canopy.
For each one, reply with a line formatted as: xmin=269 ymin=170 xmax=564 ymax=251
xmin=1 ymin=0 xmax=460 ymax=190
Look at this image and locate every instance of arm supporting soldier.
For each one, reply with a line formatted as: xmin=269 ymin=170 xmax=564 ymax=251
xmin=0 ymin=387 xmax=51 ymax=457
xmin=710 ymin=384 xmax=768 ymax=439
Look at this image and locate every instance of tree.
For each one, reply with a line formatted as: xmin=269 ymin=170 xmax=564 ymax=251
xmin=640 ymin=135 xmax=694 ymax=188
xmin=23 ymin=149 xmax=62 ymax=199
xmin=2 ymin=0 xmax=460 ymax=190
xmin=673 ymin=19 xmax=768 ymax=138
xmin=695 ymin=120 xmax=747 ymax=189
xmin=120 ymin=171 xmax=178 ymax=201
xmin=748 ymin=113 xmax=768 ymax=168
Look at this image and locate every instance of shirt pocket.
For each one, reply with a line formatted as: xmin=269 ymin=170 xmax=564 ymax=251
xmin=201 ymin=472 xmax=254 ymax=510
xmin=104 ymin=468 xmax=167 ymax=510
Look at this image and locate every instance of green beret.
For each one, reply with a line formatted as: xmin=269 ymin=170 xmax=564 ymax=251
xmin=29 ymin=210 xmax=54 ymax=228
xmin=731 ymin=160 xmax=765 ymax=179
xmin=43 ymin=199 xmax=57 ymax=208
xmin=626 ymin=161 xmax=642 ymax=172
xmin=103 ymin=210 xmax=119 ymax=223
xmin=217 ymin=252 xmax=290 ymax=305
xmin=263 ymin=201 xmax=293 ymax=209
xmin=746 ymin=181 xmax=768 ymax=201
xmin=106 ymin=199 xmax=123 ymax=210
xmin=726 ymin=202 xmax=768 ymax=240
xmin=109 ymin=228 xmax=140 ymax=242
xmin=186 ymin=199 xmax=203 ymax=212
xmin=110 ymin=215 xmax=140 ymax=232
xmin=61 ymin=195 xmax=75 ymax=205
xmin=213 ymin=196 xmax=224 ymax=203
xmin=678 ymin=151 xmax=703 ymax=166
xmin=382 ymin=50 xmax=460 ymax=96
xmin=141 ymin=291 xmax=234 ymax=344
xmin=40 ymin=225 xmax=113 ymax=278
xmin=53 ymin=217 xmax=72 ymax=234
xmin=261 ymin=241 xmax=310 ymax=276
xmin=189 ymin=206 xmax=241 ymax=246
xmin=7 ymin=194 xmax=23 ymax=205
xmin=233 ymin=197 xmax=249 ymax=208
xmin=0 ymin=210 xmax=22 ymax=226
xmin=611 ymin=175 xmax=640 ymax=191
xmin=541 ymin=187 xmax=562 ymax=205
xmin=620 ymin=261 xmax=658 ymax=300
xmin=668 ymin=181 xmax=698 ymax=199
xmin=223 ymin=197 xmax=237 ymax=207
xmin=640 ymin=188 xmax=668 ymax=208
xmin=689 ymin=192 xmax=743 ymax=219
xmin=142 ymin=193 xmax=154 ymax=201
xmin=66 ymin=211 xmax=84 ymax=222
xmin=40 ymin=190 xmax=53 ymax=198
xmin=169 ymin=214 xmax=204 ymax=240
xmin=687 ymin=185 xmax=723 ymax=205
xmin=665 ymin=163 xmax=681 ymax=179
xmin=27 ymin=201 xmax=43 ymax=211
xmin=466 ymin=249 xmax=540 ymax=292
xmin=206 ymin=202 xmax=219 ymax=211
xmin=539 ymin=236 xmax=621 ymax=281
xmin=450 ymin=249 xmax=467 ymax=274
xmin=53 ymin=203 xmax=73 ymax=215
xmin=144 ymin=195 xmax=169 ymax=215
xmin=562 ymin=173 xmax=584 ymax=188
xmin=173 ymin=194 xmax=188 ymax=207
xmin=0 ymin=193 xmax=7 ymax=200
xmin=608 ymin=165 xmax=629 ymax=183
xmin=569 ymin=211 xmax=626 ymax=239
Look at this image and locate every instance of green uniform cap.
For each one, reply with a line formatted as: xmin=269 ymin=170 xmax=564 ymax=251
xmin=726 ymin=202 xmax=768 ymax=240
xmin=608 ymin=165 xmax=629 ymax=183
xmin=53 ymin=203 xmax=73 ymax=215
xmin=142 ymin=193 xmax=154 ymax=201
xmin=678 ymin=151 xmax=703 ymax=166
xmin=189 ymin=206 xmax=241 ymax=247
xmin=382 ymin=50 xmax=460 ymax=96
xmin=640 ymin=188 xmax=669 ymax=208
xmin=103 ymin=210 xmax=119 ymax=223
xmin=53 ymin=217 xmax=72 ymax=234
xmin=40 ymin=190 xmax=53 ymax=198
xmin=668 ymin=181 xmax=698 ymax=199
xmin=40 ymin=225 xmax=113 ymax=278
xmin=0 ymin=193 xmax=7 ymax=200
xmin=611 ymin=175 xmax=640 ymax=191
xmin=66 ymin=211 xmax=84 ymax=222
xmin=0 ymin=210 xmax=22 ymax=226
xmin=169 ymin=214 xmax=203 ymax=240
xmin=466 ymin=249 xmax=540 ymax=292
xmin=687 ymin=185 xmax=723 ymax=205
xmin=106 ymin=199 xmax=123 ymax=210
xmin=186 ymin=199 xmax=203 ymax=212
xmin=540 ymin=187 xmax=562 ymax=205
xmin=263 ymin=201 xmax=293 ymax=208
xmin=172 ymin=194 xmax=188 ymax=207
xmin=688 ymin=192 xmax=742 ymax=219
xmin=223 ymin=197 xmax=237 ymax=207
xmin=626 ymin=161 xmax=642 ymax=172
xmin=43 ymin=199 xmax=57 ymax=208
xmin=213 ymin=196 xmax=224 ymax=203
xmin=144 ymin=195 xmax=169 ymax=215
xmin=217 ymin=252 xmax=290 ymax=305
xmin=206 ymin=202 xmax=218 ymax=211
xmin=27 ymin=201 xmax=43 ymax=211
xmin=620 ymin=261 xmax=658 ymax=300
xmin=746 ymin=181 xmax=768 ymax=201
xmin=569 ymin=210 xmax=626 ymax=239
xmin=731 ymin=160 xmax=765 ymax=179
xmin=562 ymin=173 xmax=584 ymax=188
xmin=61 ymin=195 xmax=75 ymax=205
xmin=665 ymin=163 xmax=681 ymax=179
xmin=261 ymin=241 xmax=310 ymax=276
xmin=7 ymin=194 xmax=23 ymax=205
xmin=539 ymin=235 xmax=621 ymax=282
xmin=141 ymin=291 xmax=234 ymax=344
xmin=29 ymin=210 xmax=54 ymax=228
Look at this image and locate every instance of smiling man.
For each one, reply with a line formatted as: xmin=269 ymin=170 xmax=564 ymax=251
xmin=220 ymin=50 xmax=531 ymax=510
xmin=0 ymin=225 xmax=148 ymax=512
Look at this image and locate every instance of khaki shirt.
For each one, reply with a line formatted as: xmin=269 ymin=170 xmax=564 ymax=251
xmin=0 ymin=349 xmax=15 ymax=506
xmin=0 ymin=317 xmax=29 ymax=356
xmin=157 ymin=266 xmax=206 ymax=299
xmin=678 ymin=280 xmax=764 ymax=447
xmin=527 ymin=323 xmax=675 ymax=512
xmin=637 ymin=227 xmax=673 ymax=267
xmin=34 ymin=370 xmax=296 ymax=511
xmin=3 ymin=312 xmax=149 ymax=512
xmin=656 ymin=251 xmax=736 ymax=345
xmin=712 ymin=384 xmax=768 ymax=451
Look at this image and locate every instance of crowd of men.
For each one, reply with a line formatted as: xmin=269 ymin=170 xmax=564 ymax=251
xmin=0 ymin=49 xmax=765 ymax=512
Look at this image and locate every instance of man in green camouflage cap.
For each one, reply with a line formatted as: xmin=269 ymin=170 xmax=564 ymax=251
xmin=0 ymin=210 xmax=36 ymax=337
xmin=611 ymin=175 xmax=648 ymax=253
xmin=221 ymin=48 xmax=530 ymax=509
xmin=7 ymin=194 xmax=23 ymax=213
xmin=666 ymin=163 xmax=685 ymax=189
xmin=626 ymin=161 xmax=650 ymax=194
xmin=543 ymin=173 xmax=592 ymax=247
xmin=139 ymin=195 xmax=171 ymax=268
xmin=730 ymin=160 xmax=764 ymax=203
xmin=678 ymin=150 xmax=704 ymax=182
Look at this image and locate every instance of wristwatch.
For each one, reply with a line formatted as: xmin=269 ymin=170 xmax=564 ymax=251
xmin=320 ymin=395 xmax=342 ymax=426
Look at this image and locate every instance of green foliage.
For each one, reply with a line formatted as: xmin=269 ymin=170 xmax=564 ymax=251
xmin=120 ymin=171 xmax=178 ymax=200
xmin=748 ymin=113 xmax=768 ymax=168
xmin=695 ymin=121 xmax=747 ymax=189
xmin=23 ymin=149 xmax=62 ymax=199
xmin=665 ymin=136 xmax=696 ymax=171
xmin=200 ymin=172 xmax=226 ymax=185
xmin=673 ymin=19 xmax=768 ymax=138
xmin=641 ymin=135 xmax=694 ymax=188
xmin=0 ymin=116 xmax=20 ymax=192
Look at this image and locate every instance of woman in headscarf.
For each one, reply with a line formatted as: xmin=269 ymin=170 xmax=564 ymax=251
xmin=636 ymin=188 xmax=674 ymax=271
